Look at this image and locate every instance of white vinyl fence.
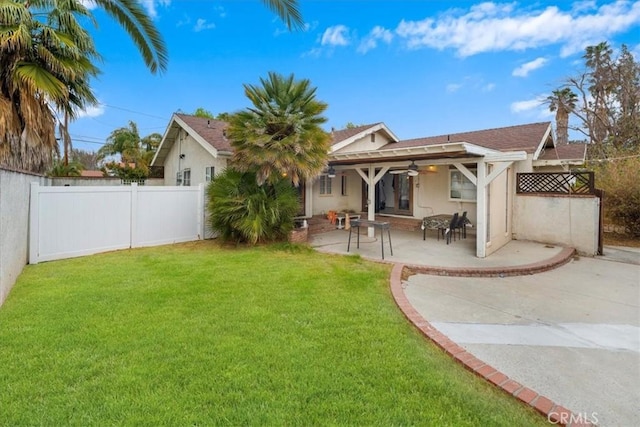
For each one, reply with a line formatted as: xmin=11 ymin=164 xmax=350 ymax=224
xmin=29 ymin=183 xmax=205 ymax=264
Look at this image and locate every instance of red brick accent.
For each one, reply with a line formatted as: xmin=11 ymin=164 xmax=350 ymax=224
xmin=405 ymin=246 xmax=575 ymax=277
xmin=389 ymin=262 xmax=587 ymax=426
xmin=532 ymin=395 xmax=555 ymax=415
xmin=514 ymin=387 xmax=538 ymax=404
xmin=288 ymin=227 xmax=308 ymax=243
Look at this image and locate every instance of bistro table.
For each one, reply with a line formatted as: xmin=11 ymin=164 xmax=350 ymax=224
xmin=422 ymin=214 xmax=456 ymax=240
xmin=347 ymin=219 xmax=393 ymax=259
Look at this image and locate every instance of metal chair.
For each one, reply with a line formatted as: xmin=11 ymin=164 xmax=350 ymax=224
xmin=452 ymin=211 xmax=468 ymax=240
xmin=440 ymin=212 xmax=458 ymax=244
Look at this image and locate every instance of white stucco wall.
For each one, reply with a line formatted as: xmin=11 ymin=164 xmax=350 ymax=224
xmin=163 ymin=130 xmax=229 ymax=187
xmin=311 ymin=170 xmax=361 ymax=214
xmin=0 ymin=169 xmax=48 ymax=306
xmin=412 ymin=168 xmax=478 ymax=224
xmin=513 ymin=194 xmax=599 ymax=255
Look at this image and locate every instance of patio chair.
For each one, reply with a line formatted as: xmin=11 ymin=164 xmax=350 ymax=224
xmin=452 ymin=211 xmax=468 ymax=240
xmin=440 ymin=212 xmax=458 ymax=244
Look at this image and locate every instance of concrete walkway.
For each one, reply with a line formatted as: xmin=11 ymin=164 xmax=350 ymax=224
xmin=403 ymin=255 xmax=639 ymax=427
xmin=311 ymin=230 xmax=640 ymax=426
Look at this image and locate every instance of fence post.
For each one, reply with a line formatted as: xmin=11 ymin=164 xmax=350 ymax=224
xmin=130 ymin=183 xmax=138 ymax=248
xmin=28 ymin=182 xmax=40 ymax=264
xmin=197 ymin=183 xmax=204 ymax=239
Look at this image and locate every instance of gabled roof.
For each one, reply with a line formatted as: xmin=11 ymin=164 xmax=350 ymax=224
xmin=151 ymin=113 xmax=231 ymax=166
xmin=535 ymin=142 xmax=587 ymax=165
xmin=331 ymin=123 xmax=381 ymax=145
xmin=382 ymin=122 xmax=553 ymax=154
xmin=330 ymin=122 xmax=400 ymax=153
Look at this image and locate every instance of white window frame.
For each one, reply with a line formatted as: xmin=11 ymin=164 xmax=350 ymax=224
xmin=449 ymin=169 xmax=477 ymax=202
xmin=205 ymin=166 xmax=215 ymax=182
xmin=341 ymin=175 xmax=348 ymax=196
xmin=176 ymin=171 xmax=182 ymax=186
xmin=319 ymin=175 xmax=332 ymax=195
xmin=183 ymin=168 xmax=191 ymax=186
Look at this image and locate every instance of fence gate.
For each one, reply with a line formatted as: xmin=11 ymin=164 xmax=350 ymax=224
xmin=29 ymin=183 xmax=205 ymax=264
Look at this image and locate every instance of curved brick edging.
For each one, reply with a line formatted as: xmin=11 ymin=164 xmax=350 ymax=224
xmin=405 ymin=246 xmax=576 ymax=277
xmin=389 ymin=263 xmax=593 ymax=427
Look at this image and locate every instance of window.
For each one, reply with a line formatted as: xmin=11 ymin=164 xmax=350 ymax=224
xmin=341 ymin=176 xmax=348 ymax=196
xmin=205 ymin=166 xmax=215 ymax=182
xmin=370 ymin=133 xmax=376 ymax=142
xmin=183 ymin=169 xmax=191 ymax=186
xmin=319 ymin=175 xmax=332 ymax=195
xmin=449 ymin=169 xmax=476 ymax=201
xmin=176 ymin=171 xmax=182 ymax=186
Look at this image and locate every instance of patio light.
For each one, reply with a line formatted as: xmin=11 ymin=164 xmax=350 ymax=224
xmin=327 ymin=165 xmax=336 ymax=178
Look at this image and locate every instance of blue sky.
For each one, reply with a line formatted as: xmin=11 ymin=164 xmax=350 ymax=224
xmin=69 ymin=0 xmax=640 ymax=152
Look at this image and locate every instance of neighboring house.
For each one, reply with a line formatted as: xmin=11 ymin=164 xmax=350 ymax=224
xmin=152 ymin=113 xmax=232 ymax=187
xmin=152 ymin=114 xmax=588 ymax=257
xmin=80 ymin=170 xmax=104 ymax=177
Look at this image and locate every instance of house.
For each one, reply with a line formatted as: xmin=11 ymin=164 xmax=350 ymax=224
xmin=151 ymin=113 xmax=231 ymax=187
xmin=151 ymin=114 xmax=588 ymax=257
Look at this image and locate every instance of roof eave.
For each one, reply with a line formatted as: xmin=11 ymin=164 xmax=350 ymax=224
xmin=533 ymin=159 xmax=585 ymax=167
xmin=330 ymin=123 xmax=399 ymax=153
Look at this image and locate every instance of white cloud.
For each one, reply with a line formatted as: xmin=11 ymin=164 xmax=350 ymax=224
xmin=321 ymin=25 xmax=350 ymax=46
xmin=301 ymin=47 xmax=323 ymax=58
xmin=357 ymin=26 xmax=394 ymax=54
xmin=482 ymin=83 xmax=496 ymax=92
xmin=78 ymin=0 xmax=96 ymax=10
xmin=140 ymin=0 xmax=158 ymax=18
xmin=510 ymin=97 xmax=546 ymax=113
xmin=75 ymin=104 xmax=105 ymax=119
xmin=214 ymin=5 xmax=226 ymax=18
xmin=513 ymin=57 xmax=549 ymax=77
xmin=194 ymin=18 xmax=215 ymax=32
xmin=446 ymin=83 xmax=463 ymax=93
xmin=395 ymin=1 xmax=640 ymax=57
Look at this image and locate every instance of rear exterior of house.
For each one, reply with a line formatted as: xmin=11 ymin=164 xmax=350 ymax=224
xmin=151 ymin=115 xmax=589 ymax=257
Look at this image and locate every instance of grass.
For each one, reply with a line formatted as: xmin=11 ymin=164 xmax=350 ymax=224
xmin=0 ymin=241 xmax=546 ymax=426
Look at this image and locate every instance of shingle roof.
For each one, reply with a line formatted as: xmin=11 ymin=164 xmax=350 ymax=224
xmin=538 ymin=142 xmax=587 ymax=162
xmin=331 ymin=123 xmax=382 ymax=145
xmin=381 ymin=122 xmax=552 ymax=154
xmin=176 ymin=113 xmax=232 ymax=152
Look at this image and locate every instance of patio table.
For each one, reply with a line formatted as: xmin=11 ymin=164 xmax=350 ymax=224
xmin=422 ymin=214 xmax=470 ymax=240
xmin=347 ymin=219 xmax=392 ymax=259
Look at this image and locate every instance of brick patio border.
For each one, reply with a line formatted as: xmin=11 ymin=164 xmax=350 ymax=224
xmin=405 ymin=246 xmax=576 ymax=277
xmin=389 ymin=262 xmax=593 ymax=427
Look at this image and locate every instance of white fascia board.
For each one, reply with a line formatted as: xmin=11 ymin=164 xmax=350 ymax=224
xmin=173 ymin=115 xmax=219 ymax=158
xmin=330 ymin=123 xmax=400 ymax=153
xmin=460 ymin=142 xmax=500 ymax=156
xmin=533 ymin=123 xmax=554 ymax=160
xmin=330 ymin=142 xmax=469 ymax=161
xmin=483 ymin=150 xmax=528 ymax=162
xmin=533 ymin=159 xmax=584 ymax=167
xmin=151 ymin=114 xmax=180 ymax=166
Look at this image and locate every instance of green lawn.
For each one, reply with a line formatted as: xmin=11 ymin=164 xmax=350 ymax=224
xmin=0 ymin=241 xmax=545 ymax=426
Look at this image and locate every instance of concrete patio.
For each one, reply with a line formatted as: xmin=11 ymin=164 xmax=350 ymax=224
xmin=310 ymin=227 xmax=568 ymax=270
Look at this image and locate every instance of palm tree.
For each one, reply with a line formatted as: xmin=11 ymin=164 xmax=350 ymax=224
xmin=228 ymin=72 xmax=331 ymax=186
xmin=1 ymin=0 xmax=303 ymax=173
xmin=98 ymin=121 xmax=160 ymax=176
xmin=0 ymin=0 xmax=166 ymax=173
xmin=547 ymin=88 xmax=578 ymax=145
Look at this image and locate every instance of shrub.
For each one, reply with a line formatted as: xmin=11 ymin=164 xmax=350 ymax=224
xmin=207 ymin=168 xmax=300 ymax=244
xmin=590 ymin=152 xmax=640 ymax=237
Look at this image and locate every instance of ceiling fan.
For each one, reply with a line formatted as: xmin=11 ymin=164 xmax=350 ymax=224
xmin=389 ymin=161 xmax=419 ymax=176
